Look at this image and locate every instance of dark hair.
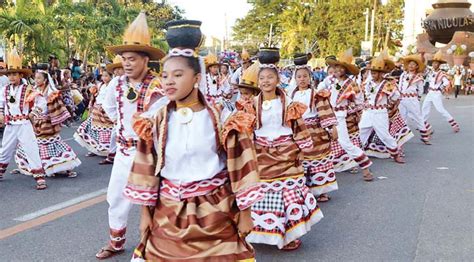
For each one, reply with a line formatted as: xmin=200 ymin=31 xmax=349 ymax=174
xmin=163 ymin=56 xmax=201 ymax=74
xmin=36 ymin=71 xmax=50 ymax=86
xmin=258 ymin=67 xmax=279 ymax=77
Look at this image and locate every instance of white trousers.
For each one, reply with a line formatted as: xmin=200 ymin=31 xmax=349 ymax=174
xmin=359 ymin=110 xmax=397 ymax=151
xmin=107 ymin=147 xmax=136 ymax=230
xmin=0 ymin=123 xmax=43 ymax=176
xmin=336 ymin=114 xmax=364 ymax=159
xmin=422 ymin=91 xmax=453 ymax=122
xmin=108 ymin=127 xmax=117 ymax=155
xmin=399 ymin=98 xmax=426 ymax=131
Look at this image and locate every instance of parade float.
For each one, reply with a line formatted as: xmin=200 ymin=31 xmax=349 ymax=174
xmin=417 ymin=0 xmax=474 ymax=66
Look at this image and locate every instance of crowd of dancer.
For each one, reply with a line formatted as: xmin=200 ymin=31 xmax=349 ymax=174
xmin=0 ymin=13 xmax=461 ymax=261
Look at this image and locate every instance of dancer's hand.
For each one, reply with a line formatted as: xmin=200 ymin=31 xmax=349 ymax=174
xmin=0 ymin=113 xmax=4 ymax=127
xmin=237 ymin=208 xmax=253 ymax=238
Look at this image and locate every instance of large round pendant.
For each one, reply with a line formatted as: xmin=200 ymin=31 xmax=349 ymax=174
xmin=177 ymin=107 xmax=193 ymax=124
xmin=8 ymin=96 xmax=16 ymax=104
xmin=262 ymin=100 xmax=272 ymax=111
xmin=126 ymin=87 xmax=138 ymax=103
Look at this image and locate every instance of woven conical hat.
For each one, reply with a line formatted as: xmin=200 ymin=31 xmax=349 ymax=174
xmin=326 ymin=48 xmax=359 ymax=75
xmin=238 ymin=61 xmax=260 ymax=92
xmin=106 ymin=55 xmax=124 ymax=73
xmin=106 ymin=12 xmax=165 ymax=60
xmin=204 ymin=53 xmax=220 ymax=67
xmin=0 ymin=47 xmax=32 ymax=76
xmin=402 ymin=54 xmax=425 ymax=73
xmin=241 ymin=49 xmax=250 ymax=62
xmin=430 ymin=50 xmax=447 ymax=64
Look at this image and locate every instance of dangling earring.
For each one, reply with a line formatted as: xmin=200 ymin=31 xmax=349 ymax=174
xmin=194 ymin=82 xmax=199 ymax=89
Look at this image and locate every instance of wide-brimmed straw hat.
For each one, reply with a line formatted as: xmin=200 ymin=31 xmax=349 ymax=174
xmin=429 ymin=50 xmax=447 ymax=64
xmin=402 ymin=53 xmax=425 ymax=73
xmin=326 ymin=48 xmax=359 ymax=75
xmin=0 ymin=47 xmax=32 ymax=77
xmin=106 ymin=12 xmax=165 ymax=60
xmin=204 ymin=53 xmax=220 ymax=68
xmin=105 ymin=55 xmax=123 ymax=74
xmin=370 ymin=50 xmax=395 ymax=73
xmin=238 ymin=61 xmax=260 ymax=92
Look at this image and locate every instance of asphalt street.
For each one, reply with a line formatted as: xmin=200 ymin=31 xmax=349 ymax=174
xmin=0 ymin=95 xmax=473 ymax=261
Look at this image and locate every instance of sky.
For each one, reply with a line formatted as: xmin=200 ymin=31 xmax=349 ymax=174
xmin=167 ymin=0 xmax=252 ymax=39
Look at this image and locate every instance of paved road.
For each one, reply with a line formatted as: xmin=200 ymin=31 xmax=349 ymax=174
xmin=0 ymin=96 xmax=473 ymax=261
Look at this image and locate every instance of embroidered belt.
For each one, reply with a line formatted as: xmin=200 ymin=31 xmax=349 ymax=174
xmin=160 ymin=171 xmax=228 ymax=201
xmin=255 ymin=135 xmax=293 ymax=148
xmin=334 ymin=106 xmax=348 ymax=112
xmin=349 ymin=104 xmax=364 ymax=114
xmin=429 ymin=88 xmax=441 ymax=92
xmin=5 ymin=114 xmax=29 ymax=124
xmin=400 ymin=92 xmax=418 ymax=98
xmin=304 ymin=116 xmax=320 ymax=126
xmin=364 ymin=104 xmax=387 ymax=110
xmin=260 ymin=174 xmax=306 ymax=192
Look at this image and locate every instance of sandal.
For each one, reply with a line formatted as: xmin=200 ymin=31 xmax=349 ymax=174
xmin=36 ymin=179 xmax=47 ymax=190
xmin=349 ymin=167 xmax=359 ymax=174
xmin=10 ymin=169 xmax=21 ymax=174
xmin=317 ymin=194 xmax=331 ymax=202
xmin=86 ymin=152 xmax=96 ymax=157
xmin=99 ymin=158 xmax=114 ymax=165
xmin=282 ymin=239 xmax=302 ymax=251
xmin=421 ymin=139 xmax=432 ymax=145
xmin=96 ymin=245 xmax=124 ymax=260
xmin=393 ymin=155 xmax=405 ymax=164
xmin=67 ymin=171 xmax=78 ymax=178
xmin=363 ymin=171 xmax=374 ymax=182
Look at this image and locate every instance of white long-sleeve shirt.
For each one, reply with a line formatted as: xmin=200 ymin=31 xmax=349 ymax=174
xmin=428 ymin=70 xmax=450 ymax=91
xmin=398 ymin=72 xmax=424 ymax=97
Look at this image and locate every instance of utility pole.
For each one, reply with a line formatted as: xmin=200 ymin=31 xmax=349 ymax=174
xmin=269 ymin=24 xmax=273 ymax=46
xmin=364 ymin=8 xmax=369 ymax=41
xmin=224 ymin=13 xmax=228 ymax=50
xmin=384 ymin=22 xmax=391 ymax=49
xmin=369 ymin=0 xmax=376 ymax=56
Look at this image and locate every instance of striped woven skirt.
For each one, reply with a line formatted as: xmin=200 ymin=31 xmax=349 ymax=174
xmin=15 ymin=134 xmax=81 ymax=176
xmin=247 ymin=136 xmax=323 ymax=248
xmin=302 ymin=117 xmax=338 ymax=196
xmin=133 ymin=174 xmax=255 ymax=261
xmin=364 ymin=109 xmax=414 ymax=158
xmin=73 ymin=104 xmax=113 ymax=156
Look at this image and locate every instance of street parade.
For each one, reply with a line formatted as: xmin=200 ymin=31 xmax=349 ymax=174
xmin=0 ymin=0 xmax=473 ymax=261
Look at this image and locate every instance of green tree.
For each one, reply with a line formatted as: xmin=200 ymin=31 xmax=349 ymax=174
xmin=0 ymin=0 xmax=182 ymax=67
xmin=233 ymin=0 xmax=287 ymax=54
xmin=233 ymin=0 xmax=404 ymax=58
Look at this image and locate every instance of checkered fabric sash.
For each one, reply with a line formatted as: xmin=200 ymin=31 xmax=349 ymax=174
xmin=4 ymin=84 xmax=28 ymax=124
xmin=115 ymin=73 xmax=154 ymax=152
